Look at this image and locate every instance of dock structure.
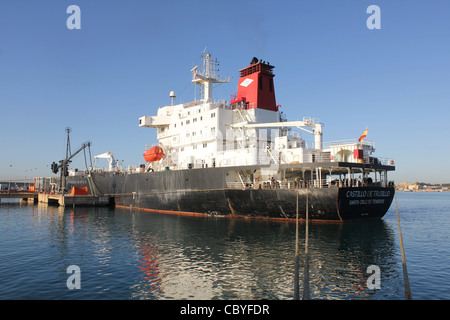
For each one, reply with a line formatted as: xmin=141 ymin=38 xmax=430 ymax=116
xmin=38 ymin=193 xmax=113 ymax=207
xmin=0 ymin=191 xmax=38 ymax=203
xmin=0 ymin=191 xmax=113 ymax=207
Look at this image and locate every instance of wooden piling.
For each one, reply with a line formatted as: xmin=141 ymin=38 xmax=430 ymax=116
xmin=294 ymin=191 xmax=300 ymax=300
xmin=303 ymin=188 xmax=311 ymax=300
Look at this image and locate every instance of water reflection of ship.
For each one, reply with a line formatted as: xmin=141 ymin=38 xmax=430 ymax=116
xmin=37 ymin=205 xmax=401 ymax=299
xmin=129 ymin=213 xmax=400 ymax=299
xmin=308 ymin=221 xmax=399 ymax=299
xmin=137 ymin=242 xmax=161 ymax=296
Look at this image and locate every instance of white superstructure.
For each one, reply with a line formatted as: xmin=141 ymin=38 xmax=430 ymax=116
xmin=139 ymin=53 xmax=389 ymax=172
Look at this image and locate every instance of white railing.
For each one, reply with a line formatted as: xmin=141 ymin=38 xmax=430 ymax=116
xmin=302 ymin=154 xmax=332 ymax=163
xmin=226 ymin=179 xmax=336 ymax=190
xmin=226 ymin=178 xmax=390 ymax=190
xmin=324 ymin=139 xmax=375 ymax=149
xmin=372 ymin=158 xmax=395 ymax=166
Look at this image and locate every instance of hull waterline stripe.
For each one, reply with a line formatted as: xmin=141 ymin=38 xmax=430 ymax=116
xmin=115 ymin=205 xmax=343 ymax=224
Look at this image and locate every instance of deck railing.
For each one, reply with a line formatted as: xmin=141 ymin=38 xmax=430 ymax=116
xmin=226 ymin=177 xmax=392 ymax=190
xmin=226 ymin=179 xmax=337 ymax=190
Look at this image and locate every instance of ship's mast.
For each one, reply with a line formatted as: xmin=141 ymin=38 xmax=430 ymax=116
xmin=191 ymin=51 xmax=230 ymax=103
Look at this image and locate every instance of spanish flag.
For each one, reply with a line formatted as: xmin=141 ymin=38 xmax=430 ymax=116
xmin=359 ymin=128 xmax=368 ymax=142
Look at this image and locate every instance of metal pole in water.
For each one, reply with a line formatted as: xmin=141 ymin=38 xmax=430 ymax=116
xmin=395 ymin=193 xmax=412 ymax=300
xmin=294 ymin=191 xmax=300 ymax=300
xmin=303 ymin=188 xmax=310 ymax=300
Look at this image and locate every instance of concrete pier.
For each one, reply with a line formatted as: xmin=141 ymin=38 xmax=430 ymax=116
xmin=38 ymin=193 xmax=113 ymax=207
xmin=0 ymin=191 xmax=38 ymax=203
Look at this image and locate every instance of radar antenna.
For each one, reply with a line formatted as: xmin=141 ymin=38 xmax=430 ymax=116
xmin=191 ymin=52 xmax=230 ymax=103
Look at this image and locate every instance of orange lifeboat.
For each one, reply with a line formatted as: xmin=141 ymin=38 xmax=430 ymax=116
xmin=143 ymin=146 xmax=164 ymax=163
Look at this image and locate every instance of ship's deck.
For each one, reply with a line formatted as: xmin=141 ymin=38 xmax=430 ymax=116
xmin=279 ymin=161 xmax=395 ymax=172
xmin=217 ymin=161 xmax=395 ymax=173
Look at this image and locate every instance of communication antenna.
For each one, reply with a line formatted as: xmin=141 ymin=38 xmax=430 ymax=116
xmin=191 ymin=52 xmax=230 ymax=103
xmin=65 ymin=127 xmax=72 ymax=157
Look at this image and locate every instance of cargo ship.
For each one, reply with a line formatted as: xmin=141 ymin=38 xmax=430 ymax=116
xmin=64 ymin=52 xmax=395 ymax=222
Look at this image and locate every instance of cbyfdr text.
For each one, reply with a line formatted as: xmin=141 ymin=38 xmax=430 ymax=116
xmin=180 ymin=304 xmax=269 ymax=317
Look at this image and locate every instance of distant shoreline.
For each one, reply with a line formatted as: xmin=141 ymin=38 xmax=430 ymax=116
xmin=396 ymin=189 xmax=450 ymax=192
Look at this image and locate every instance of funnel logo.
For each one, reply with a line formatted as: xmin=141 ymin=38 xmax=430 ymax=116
xmin=240 ymin=79 xmax=253 ymax=87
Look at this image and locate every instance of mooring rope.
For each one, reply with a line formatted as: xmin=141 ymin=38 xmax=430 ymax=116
xmin=395 ymin=193 xmax=412 ymax=300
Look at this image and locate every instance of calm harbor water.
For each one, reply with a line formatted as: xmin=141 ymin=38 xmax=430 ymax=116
xmin=0 ymin=192 xmax=449 ymax=300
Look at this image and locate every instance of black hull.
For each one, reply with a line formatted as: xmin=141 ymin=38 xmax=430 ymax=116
xmin=65 ymin=168 xmax=394 ymax=222
xmin=337 ymin=187 xmax=394 ymax=221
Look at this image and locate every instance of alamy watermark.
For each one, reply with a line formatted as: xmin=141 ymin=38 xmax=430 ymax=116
xmin=366 ymin=265 xmax=381 ymax=290
xmin=367 ymin=5 xmax=381 ymax=30
xmin=66 ymin=4 xmax=381 ymax=31
xmin=64 ymin=263 xmax=380 ymax=292
xmin=66 ymin=5 xmax=81 ymax=30
xmin=66 ymin=265 xmax=81 ymax=290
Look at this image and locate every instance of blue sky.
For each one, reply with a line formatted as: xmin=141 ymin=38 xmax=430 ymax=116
xmin=1 ymin=0 xmax=449 ymax=184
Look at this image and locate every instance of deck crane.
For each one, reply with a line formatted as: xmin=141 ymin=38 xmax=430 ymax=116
xmin=50 ymin=128 xmax=92 ymax=193
xmin=93 ymin=152 xmax=116 ymax=172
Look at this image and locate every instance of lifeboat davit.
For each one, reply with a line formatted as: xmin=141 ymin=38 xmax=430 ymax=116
xmin=143 ymin=146 xmax=164 ymax=163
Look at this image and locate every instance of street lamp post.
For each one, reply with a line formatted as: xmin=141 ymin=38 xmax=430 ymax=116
xmin=9 ymin=165 xmax=12 ymax=191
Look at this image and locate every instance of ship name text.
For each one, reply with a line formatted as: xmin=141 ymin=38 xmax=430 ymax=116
xmin=346 ymin=190 xmax=391 ymax=198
